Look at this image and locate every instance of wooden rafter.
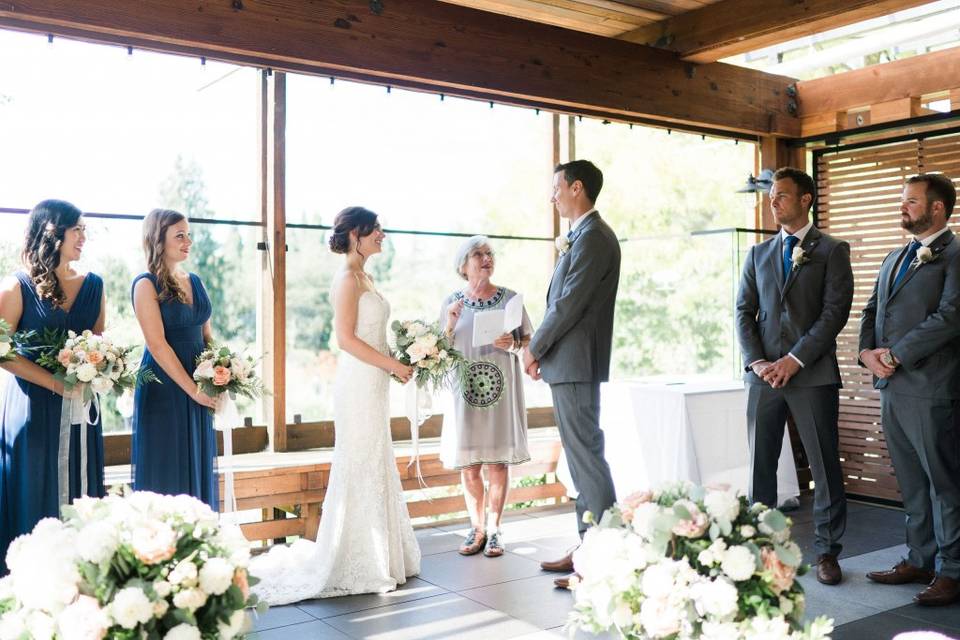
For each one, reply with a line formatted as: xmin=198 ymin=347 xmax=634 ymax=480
xmin=0 ymin=0 xmax=798 ymax=136
xmin=797 ymin=46 xmax=960 ymax=117
xmin=619 ymin=0 xmax=936 ymax=63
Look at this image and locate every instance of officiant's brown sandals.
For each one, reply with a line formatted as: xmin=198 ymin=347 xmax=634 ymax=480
xmin=459 ymin=528 xmax=487 ymax=555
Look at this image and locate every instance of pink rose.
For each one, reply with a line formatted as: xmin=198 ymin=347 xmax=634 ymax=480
xmin=620 ymin=490 xmax=654 ymax=523
xmin=671 ymin=500 xmax=710 ymax=538
xmin=233 ymin=569 xmax=250 ymax=600
xmin=212 ymin=365 xmax=232 ymax=386
xmin=86 ymin=350 xmax=104 ymax=365
xmin=131 ymin=521 xmax=177 ymax=565
xmin=761 ymin=547 xmax=797 ymax=593
xmin=57 ymin=348 xmax=73 ymax=367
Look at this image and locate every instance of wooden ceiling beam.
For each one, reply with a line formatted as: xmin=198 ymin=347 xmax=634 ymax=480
xmin=619 ymin=0 xmax=935 ymax=63
xmin=797 ymin=46 xmax=960 ymax=117
xmin=0 ymin=0 xmax=799 ymax=136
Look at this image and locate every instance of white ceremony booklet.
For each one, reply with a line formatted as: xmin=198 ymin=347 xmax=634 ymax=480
xmin=472 ymin=293 xmax=524 ymax=347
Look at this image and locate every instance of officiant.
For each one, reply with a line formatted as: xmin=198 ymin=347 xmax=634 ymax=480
xmin=440 ymin=235 xmax=533 ymax=558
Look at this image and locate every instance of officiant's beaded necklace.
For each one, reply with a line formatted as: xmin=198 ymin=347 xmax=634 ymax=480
xmin=456 ymin=287 xmax=505 ymax=309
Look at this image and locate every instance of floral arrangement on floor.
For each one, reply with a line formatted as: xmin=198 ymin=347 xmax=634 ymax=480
xmin=390 ymin=320 xmax=468 ymax=390
xmin=0 ymin=490 xmax=261 ymax=640
xmin=36 ymin=329 xmax=157 ymax=403
xmin=567 ymin=482 xmax=834 ymax=640
xmin=193 ymin=344 xmax=265 ymax=403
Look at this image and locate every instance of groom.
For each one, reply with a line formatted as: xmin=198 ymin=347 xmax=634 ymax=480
xmin=523 ymin=159 xmax=620 ymax=589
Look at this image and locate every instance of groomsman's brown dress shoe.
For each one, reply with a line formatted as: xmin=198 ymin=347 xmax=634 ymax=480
xmin=816 ymin=554 xmax=842 ymax=585
xmin=540 ymin=549 xmax=576 ymax=573
xmin=914 ymin=576 xmax=960 ymax=607
xmin=554 ymin=573 xmax=580 ymax=589
xmin=866 ymin=560 xmax=935 ymax=585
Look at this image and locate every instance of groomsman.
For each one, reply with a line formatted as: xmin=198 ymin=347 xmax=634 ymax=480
xmin=736 ymin=167 xmax=853 ymax=585
xmin=859 ymin=173 xmax=960 ymax=607
xmin=523 ymin=160 xmax=619 ymax=589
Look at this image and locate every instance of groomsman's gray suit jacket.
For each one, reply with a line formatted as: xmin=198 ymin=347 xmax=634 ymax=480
xmin=528 ymin=211 xmax=620 ymax=383
xmin=736 ymin=227 xmax=853 ymax=386
xmin=859 ymin=229 xmax=960 ymax=398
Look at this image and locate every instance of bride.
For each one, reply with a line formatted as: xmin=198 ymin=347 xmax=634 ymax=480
xmin=250 ymin=206 xmax=421 ymax=605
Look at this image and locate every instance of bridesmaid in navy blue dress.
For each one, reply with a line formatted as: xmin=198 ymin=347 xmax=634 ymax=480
xmin=131 ymin=209 xmax=219 ymax=510
xmin=0 ymin=200 xmax=106 ymax=574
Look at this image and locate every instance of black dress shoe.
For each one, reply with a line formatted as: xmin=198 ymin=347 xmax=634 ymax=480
xmin=816 ymin=554 xmax=842 ymax=585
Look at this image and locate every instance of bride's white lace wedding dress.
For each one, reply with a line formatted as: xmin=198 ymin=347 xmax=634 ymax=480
xmin=250 ymin=290 xmax=421 ymax=605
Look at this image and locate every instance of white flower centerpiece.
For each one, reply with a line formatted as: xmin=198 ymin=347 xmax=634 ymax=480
xmin=568 ymin=482 xmax=834 ymax=640
xmin=0 ymin=490 xmax=261 ymax=640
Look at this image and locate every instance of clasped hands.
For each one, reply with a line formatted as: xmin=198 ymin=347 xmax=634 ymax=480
xmin=751 ymin=356 xmax=801 ymax=389
xmin=522 ymin=347 xmax=541 ymax=381
xmin=860 ymin=348 xmax=898 ymax=379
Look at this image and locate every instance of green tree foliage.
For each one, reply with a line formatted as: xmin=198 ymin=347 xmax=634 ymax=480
xmin=158 ymin=156 xmax=255 ymax=344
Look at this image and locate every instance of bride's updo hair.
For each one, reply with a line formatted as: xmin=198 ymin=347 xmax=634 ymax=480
xmin=329 ymin=206 xmax=379 ymax=255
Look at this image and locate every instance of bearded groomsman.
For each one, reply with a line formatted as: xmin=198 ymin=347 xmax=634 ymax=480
xmin=736 ymin=167 xmax=853 ymax=586
xmin=860 ymin=173 xmax=960 ymax=607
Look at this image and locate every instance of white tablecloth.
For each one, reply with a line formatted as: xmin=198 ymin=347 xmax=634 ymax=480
xmin=557 ymin=378 xmax=800 ymax=507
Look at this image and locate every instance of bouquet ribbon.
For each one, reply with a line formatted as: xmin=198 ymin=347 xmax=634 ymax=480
xmin=214 ymin=394 xmax=241 ymax=515
xmin=404 ymin=382 xmax=431 ymax=488
xmin=57 ymin=385 xmax=100 ymax=510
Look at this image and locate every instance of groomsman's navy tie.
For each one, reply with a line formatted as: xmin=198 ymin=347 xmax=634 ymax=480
xmin=892 ymin=239 xmax=922 ymax=290
xmin=783 ymin=235 xmax=799 ymax=279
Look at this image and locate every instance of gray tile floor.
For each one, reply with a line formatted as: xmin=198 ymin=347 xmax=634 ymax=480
xmin=248 ymin=499 xmax=960 ymax=640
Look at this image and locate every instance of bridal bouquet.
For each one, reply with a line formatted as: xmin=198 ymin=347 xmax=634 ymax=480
xmin=0 ymin=319 xmax=29 ymax=363
xmin=390 ymin=320 xmax=468 ymax=391
xmin=0 ymin=490 xmax=260 ymax=640
xmin=193 ymin=344 xmax=265 ymax=403
xmin=36 ymin=329 xmax=156 ymax=402
xmin=568 ymin=482 xmax=834 ymax=640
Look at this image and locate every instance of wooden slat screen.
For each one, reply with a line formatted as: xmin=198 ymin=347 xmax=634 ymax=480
xmin=816 ymin=132 xmax=960 ymax=501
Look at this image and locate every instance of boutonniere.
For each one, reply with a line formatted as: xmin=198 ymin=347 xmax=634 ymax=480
xmin=555 ymin=235 xmax=571 ymax=256
xmin=913 ymin=246 xmax=939 ymax=267
xmin=791 ymin=246 xmax=810 ymax=271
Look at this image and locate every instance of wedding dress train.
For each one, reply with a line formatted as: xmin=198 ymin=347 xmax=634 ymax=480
xmin=250 ymin=291 xmax=421 ymax=605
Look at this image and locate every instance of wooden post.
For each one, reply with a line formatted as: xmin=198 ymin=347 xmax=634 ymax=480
xmin=551 ymin=113 xmax=562 ymax=265
xmin=259 ymin=70 xmax=287 ymax=452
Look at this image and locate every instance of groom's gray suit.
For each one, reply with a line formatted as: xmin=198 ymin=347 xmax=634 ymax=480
xmin=528 ymin=211 xmax=619 ymax=535
xmin=859 ymin=229 xmax=960 ymax=579
xmin=736 ymin=225 xmax=853 ymax=556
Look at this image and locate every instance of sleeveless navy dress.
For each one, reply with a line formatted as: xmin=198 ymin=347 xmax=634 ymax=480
xmin=131 ymin=273 xmax=218 ymax=510
xmin=0 ymin=271 xmax=105 ymax=574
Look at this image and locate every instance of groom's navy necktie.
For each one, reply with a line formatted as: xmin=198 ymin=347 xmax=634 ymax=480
xmin=783 ymin=235 xmax=799 ymax=279
xmin=892 ymin=239 xmax=922 ymax=290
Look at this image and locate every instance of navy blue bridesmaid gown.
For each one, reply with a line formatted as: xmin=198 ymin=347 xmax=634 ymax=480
xmin=131 ymin=272 xmax=218 ymax=511
xmin=0 ymin=271 xmax=105 ymax=574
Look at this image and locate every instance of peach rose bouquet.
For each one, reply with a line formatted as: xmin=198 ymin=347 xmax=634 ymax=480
xmin=192 ymin=344 xmax=264 ymax=405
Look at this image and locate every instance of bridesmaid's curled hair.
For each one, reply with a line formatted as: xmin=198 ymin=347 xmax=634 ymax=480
xmin=142 ymin=208 xmax=189 ymax=304
xmin=329 ymin=206 xmax=379 ymax=255
xmin=21 ymin=199 xmax=83 ymax=308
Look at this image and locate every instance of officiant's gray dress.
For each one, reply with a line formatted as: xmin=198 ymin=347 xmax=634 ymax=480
xmin=440 ymin=287 xmax=532 ymax=469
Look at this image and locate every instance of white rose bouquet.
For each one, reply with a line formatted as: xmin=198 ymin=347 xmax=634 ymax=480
xmin=35 ymin=329 xmax=157 ymax=403
xmin=568 ymin=482 xmax=834 ymax=640
xmin=193 ymin=344 xmax=265 ymax=404
xmin=0 ymin=490 xmax=261 ymax=640
xmin=390 ymin=320 xmax=469 ymax=391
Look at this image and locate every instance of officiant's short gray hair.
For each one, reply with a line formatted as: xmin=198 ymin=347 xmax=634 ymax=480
xmin=455 ymin=235 xmax=492 ymax=280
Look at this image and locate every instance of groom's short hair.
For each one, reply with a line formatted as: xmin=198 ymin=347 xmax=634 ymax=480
xmin=556 ymin=160 xmax=603 ymax=204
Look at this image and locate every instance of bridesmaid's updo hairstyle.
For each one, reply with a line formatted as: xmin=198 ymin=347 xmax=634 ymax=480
xmin=329 ymin=206 xmax=379 ymax=257
xmin=21 ymin=199 xmax=83 ymax=308
xmin=142 ymin=208 xmax=189 ymax=304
